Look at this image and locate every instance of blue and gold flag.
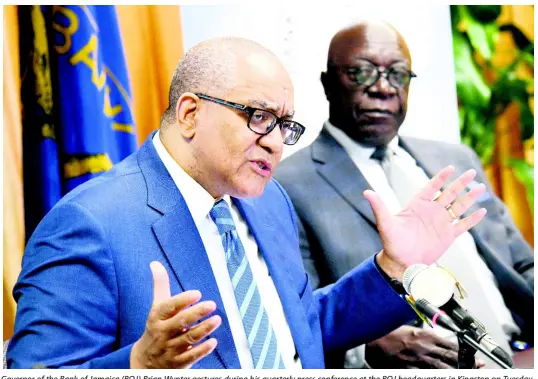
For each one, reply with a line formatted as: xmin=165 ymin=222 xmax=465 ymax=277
xmin=20 ymin=5 xmax=137 ymax=239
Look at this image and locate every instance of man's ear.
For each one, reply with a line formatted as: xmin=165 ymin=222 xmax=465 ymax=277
xmin=320 ymin=71 xmax=331 ymax=101
xmin=175 ymin=92 xmax=199 ymax=139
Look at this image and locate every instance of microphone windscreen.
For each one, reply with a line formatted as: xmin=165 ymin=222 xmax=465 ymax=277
xmin=403 ymin=264 xmax=457 ymax=307
xmin=403 ymin=263 xmax=429 ymax=293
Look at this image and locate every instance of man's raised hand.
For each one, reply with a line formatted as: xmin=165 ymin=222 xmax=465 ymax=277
xmin=130 ymin=261 xmax=222 ymax=368
xmin=366 ymin=166 xmax=487 ymax=279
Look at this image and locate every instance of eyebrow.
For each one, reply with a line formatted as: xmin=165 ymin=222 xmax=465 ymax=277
xmin=353 ymin=57 xmax=410 ymax=67
xmin=249 ymin=99 xmax=295 ymax=119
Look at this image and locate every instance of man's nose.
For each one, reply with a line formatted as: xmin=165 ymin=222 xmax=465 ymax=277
xmin=367 ymin=74 xmax=397 ymax=97
xmin=258 ymin=124 xmax=284 ymax=155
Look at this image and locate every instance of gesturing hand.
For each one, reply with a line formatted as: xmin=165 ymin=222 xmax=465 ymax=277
xmin=130 ymin=261 xmax=222 ymax=369
xmin=366 ymin=325 xmax=459 ymax=369
xmin=365 ymin=166 xmax=487 ymax=279
xmin=367 ymin=326 xmax=486 ymax=369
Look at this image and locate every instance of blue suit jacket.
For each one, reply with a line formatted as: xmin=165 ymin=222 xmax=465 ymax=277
xmin=8 ymin=133 xmax=415 ymax=369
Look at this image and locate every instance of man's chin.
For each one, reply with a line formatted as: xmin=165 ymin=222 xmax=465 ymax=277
xmin=231 ymin=180 xmax=268 ymax=199
xmin=351 ymin=124 xmax=398 ymax=146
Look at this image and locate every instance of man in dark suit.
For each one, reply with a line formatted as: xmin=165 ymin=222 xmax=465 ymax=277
xmin=8 ymin=36 xmax=487 ymax=369
xmin=275 ymin=21 xmax=533 ymax=369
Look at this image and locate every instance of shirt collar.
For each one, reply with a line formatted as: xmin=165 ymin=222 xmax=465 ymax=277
xmin=153 ymin=131 xmax=230 ymax=226
xmin=324 ymin=119 xmax=400 ymax=159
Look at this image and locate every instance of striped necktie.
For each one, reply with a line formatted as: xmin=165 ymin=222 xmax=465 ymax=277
xmin=210 ymin=199 xmax=285 ymax=369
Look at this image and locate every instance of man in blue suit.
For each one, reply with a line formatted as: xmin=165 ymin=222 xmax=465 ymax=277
xmin=8 ymin=37 xmax=487 ymax=369
xmin=275 ymin=22 xmax=534 ymax=369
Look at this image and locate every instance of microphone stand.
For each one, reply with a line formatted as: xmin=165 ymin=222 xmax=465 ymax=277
xmin=456 ymin=330 xmax=512 ymax=369
xmin=412 ymin=298 xmax=512 ymax=369
xmin=457 ymin=331 xmax=477 ymax=369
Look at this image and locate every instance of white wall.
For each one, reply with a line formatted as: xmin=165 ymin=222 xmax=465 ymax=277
xmin=180 ymin=4 xmax=460 ymax=158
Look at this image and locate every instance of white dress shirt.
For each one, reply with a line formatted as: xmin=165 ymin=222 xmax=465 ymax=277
xmin=153 ymin=131 xmax=301 ymax=369
xmin=324 ymin=121 xmax=520 ymax=354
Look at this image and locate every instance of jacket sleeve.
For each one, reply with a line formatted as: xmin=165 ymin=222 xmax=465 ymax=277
xmin=313 ymin=255 xmax=416 ymax=354
xmin=7 ymin=201 xmax=131 ymax=369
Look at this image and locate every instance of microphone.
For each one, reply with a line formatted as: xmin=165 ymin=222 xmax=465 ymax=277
xmin=403 ymin=264 xmax=513 ymax=368
xmin=414 ymin=298 xmax=513 ymax=369
xmin=414 ymin=298 xmax=460 ymax=333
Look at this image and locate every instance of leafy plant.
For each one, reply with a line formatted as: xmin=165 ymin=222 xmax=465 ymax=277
xmin=451 ymin=5 xmax=534 ymax=211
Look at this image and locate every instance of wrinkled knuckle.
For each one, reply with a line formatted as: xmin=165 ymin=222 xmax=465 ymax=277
xmin=152 ymin=321 xmax=169 ymax=337
xmin=145 ymin=323 xmax=162 ymax=342
xmin=162 ymin=302 xmax=177 ymax=317
xmin=184 ymin=331 xmax=198 ymax=346
xmin=148 ymin=307 xmax=162 ymax=321
xmin=175 ymin=316 xmax=190 ymax=332
xmin=411 ymin=328 xmax=422 ymax=339
xmin=448 ymin=186 xmax=459 ymax=197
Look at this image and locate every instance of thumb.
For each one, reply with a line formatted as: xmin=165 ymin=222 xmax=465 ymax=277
xmin=150 ymin=261 xmax=171 ymax=305
xmin=363 ymin=190 xmax=391 ymax=228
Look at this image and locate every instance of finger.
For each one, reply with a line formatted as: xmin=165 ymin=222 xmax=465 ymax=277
xmin=422 ymin=330 xmax=459 ymax=351
xmin=476 ymin=358 xmax=486 ymax=368
xmin=434 ymin=169 xmax=477 ymax=207
xmin=173 ymin=338 xmax=218 ymax=368
xmin=397 ymin=352 xmax=421 ymax=362
xmin=151 ymin=261 xmax=171 ymax=305
xmin=364 ymin=190 xmax=391 ymax=227
xmin=431 ymin=337 xmax=459 ymax=352
xmin=417 ymin=165 xmax=456 ymax=201
xmin=162 ymin=300 xmax=217 ymax=334
xmin=419 ymin=354 xmax=453 ymax=369
xmin=447 ymin=183 xmax=486 ymax=218
xmin=454 ymin=208 xmax=487 ymax=237
xmin=153 ymin=290 xmax=202 ymax=321
xmin=168 ymin=315 xmax=222 ymax=350
xmin=427 ymin=345 xmax=459 ymax=364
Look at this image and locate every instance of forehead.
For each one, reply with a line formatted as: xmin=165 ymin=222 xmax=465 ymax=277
xmin=333 ymin=28 xmax=410 ymax=67
xmin=228 ymin=52 xmax=295 ymax=116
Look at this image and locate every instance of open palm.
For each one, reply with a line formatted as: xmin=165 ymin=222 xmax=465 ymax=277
xmin=365 ymin=166 xmax=487 ymax=277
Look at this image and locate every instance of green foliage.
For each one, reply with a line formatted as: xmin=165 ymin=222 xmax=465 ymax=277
xmin=507 ymin=158 xmax=534 ymax=212
xmin=451 ymin=5 xmax=534 ymax=210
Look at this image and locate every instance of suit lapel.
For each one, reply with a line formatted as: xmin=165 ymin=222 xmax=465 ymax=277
xmin=138 ymin=134 xmax=239 ymax=368
xmin=399 ymin=137 xmax=444 ymax=179
xmin=234 ymin=197 xmax=318 ymax=367
xmin=312 ymin=129 xmax=376 ymax=225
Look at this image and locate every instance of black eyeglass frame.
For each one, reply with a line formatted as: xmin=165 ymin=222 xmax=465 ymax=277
xmin=330 ymin=60 xmax=417 ymax=90
xmin=195 ymin=93 xmax=305 ymax=145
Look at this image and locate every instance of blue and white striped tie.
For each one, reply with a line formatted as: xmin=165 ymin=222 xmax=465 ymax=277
xmin=210 ymin=199 xmax=285 ymax=369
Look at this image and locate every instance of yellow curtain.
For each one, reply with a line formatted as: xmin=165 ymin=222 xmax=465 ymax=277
xmin=3 ymin=5 xmax=25 ymax=339
xmin=486 ymin=5 xmax=534 ymax=247
xmin=117 ymin=5 xmax=184 ymax=145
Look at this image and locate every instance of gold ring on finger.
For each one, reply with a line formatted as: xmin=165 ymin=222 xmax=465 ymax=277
xmin=445 ymin=204 xmax=458 ymax=220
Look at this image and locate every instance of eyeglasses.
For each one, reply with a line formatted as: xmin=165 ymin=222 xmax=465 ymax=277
xmin=335 ymin=60 xmax=416 ymax=89
xmin=196 ymin=93 xmax=305 ymax=145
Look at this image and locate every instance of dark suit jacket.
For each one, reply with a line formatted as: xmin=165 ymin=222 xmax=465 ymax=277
xmin=275 ymin=129 xmax=534 ymax=361
xmin=8 ymin=132 xmax=416 ymax=369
